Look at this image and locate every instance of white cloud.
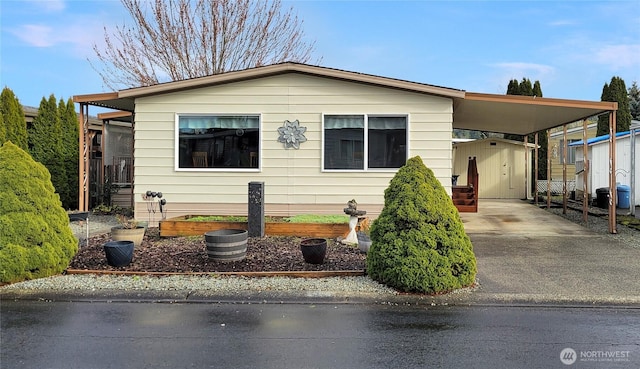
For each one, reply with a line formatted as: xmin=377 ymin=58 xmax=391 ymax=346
xmin=13 ymin=24 xmax=56 ymax=47
xmin=11 ymin=20 xmax=107 ymax=58
xmin=26 ymin=0 xmax=66 ymax=12
xmin=548 ymin=19 xmax=577 ymax=27
xmin=593 ymin=44 xmax=640 ymax=69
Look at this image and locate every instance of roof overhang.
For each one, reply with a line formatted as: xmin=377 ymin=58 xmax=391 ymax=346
xmin=453 ymin=93 xmax=617 ymax=136
xmin=73 ymin=63 xmax=618 ymax=136
xmin=73 ymin=92 xmax=134 ymax=112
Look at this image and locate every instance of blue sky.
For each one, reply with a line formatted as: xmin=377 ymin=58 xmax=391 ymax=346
xmin=1 ymin=0 xmax=639 ymax=110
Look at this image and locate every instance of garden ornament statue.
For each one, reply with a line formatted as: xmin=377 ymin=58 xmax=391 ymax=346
xmin=342 ymin=199 xmax=366 ymax=245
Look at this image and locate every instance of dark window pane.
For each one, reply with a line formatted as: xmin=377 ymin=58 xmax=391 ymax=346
xmin=324 ymin=115 xmax=364 ymax=169
xmin=368 ymin=117 xmax=407 ymax=168
xmin=178 ymin=115 xmax=259 ymax=169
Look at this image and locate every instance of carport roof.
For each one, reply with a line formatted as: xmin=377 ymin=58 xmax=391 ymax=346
xmin=73 ymin=62 xmax=617 ymax=135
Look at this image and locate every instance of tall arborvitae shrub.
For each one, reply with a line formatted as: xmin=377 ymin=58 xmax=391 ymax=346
xmin=367 ymin=156 xmax=477 ymax=293
xmin=1 ymin=87 xmax=28 ymax=150
xmin=598 ymin=76 xmax=632 ymax=136
xmin=59 ymin=98 xmax=79 ymax=209
xmin=29 ymin=95 xmax=68 ymax=208
xmin=0 ymin=142 xmax=78 ymax=283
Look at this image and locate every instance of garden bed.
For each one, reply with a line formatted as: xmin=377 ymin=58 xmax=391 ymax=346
xmin=159 ymin=215 xmax=352 ymax=238
xmin=67 ymin=229 xmax=366 ymax=274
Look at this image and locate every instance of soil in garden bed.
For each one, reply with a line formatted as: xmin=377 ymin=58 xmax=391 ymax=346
xmin=68 ymin=228 xmax=366 ymax=273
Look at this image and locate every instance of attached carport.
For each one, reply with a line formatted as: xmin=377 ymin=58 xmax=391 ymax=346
xmin=451 ymin=92 xmax=618 ymax=233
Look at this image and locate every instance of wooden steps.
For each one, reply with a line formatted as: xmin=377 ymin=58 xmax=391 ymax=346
xmin=452 ymin=157 xmax=478 ymax=213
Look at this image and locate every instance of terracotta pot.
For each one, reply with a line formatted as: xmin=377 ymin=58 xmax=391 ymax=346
xmin=300 ymin=238 xmax=327 ymax=264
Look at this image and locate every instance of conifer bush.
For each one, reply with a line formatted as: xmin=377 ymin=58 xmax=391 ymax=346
xmin=0 ymin=142 xmax=78 ymax=283
xmin=367 ymin=156 xmax=476 ymax=293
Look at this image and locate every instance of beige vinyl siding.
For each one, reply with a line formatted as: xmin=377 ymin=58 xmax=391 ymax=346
xmin=133 ymin=73 xmax=452 ymax=220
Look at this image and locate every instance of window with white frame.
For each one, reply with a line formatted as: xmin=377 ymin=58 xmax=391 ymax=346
xmin=323 ymin=115 xmax=407 ymax=170
xmin=177 ymin=115 xmax=259 ymax=169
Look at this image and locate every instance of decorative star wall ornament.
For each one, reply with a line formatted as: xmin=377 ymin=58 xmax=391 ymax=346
xmin=277 ymin=120 xmax=307 ymax=149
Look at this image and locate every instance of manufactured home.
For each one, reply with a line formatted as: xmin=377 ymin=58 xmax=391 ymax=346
xmin=74 ymin=63 xmax=618 ymax=226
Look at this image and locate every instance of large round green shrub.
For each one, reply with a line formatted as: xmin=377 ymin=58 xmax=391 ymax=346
xmin=0 ymin=142 xmax=78 ymax=283
xmin=367 ymin=156 xmax=476 ymax=293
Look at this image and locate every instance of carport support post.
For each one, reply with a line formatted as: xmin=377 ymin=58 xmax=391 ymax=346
xmin=546 ymin=129 xmax=551 ymax=209
xmin=583 ymin=119 xmax=589 ymax=223
xmin=248 ymin=181 xmax=265 ymax=237
xmin=78 ymin=102 xmax=89 ymax=212
xmin=609 ymin=111 xmax=617 ymax=234
xmin=631 ymin=125 xmax=636 ymax=216
xmin=562 ymin=124 xmax=568 ymax=214
xmin=524 ymin=135 xmax=529 ymax=199
xmin=534 ymin=132 xmax=539 ymax=205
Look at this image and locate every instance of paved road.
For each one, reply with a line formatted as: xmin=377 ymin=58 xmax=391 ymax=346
xmin=2 ymin=301 xmax=638 ymax=368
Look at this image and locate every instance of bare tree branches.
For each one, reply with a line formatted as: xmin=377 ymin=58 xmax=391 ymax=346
xmin=91 ymin=0 xmax=317 ymax=90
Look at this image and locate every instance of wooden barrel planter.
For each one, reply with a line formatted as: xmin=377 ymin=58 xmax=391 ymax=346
xmin=103 ymin=241 xmax=134 ymax=267
xmin=300 ymin=238 xmax=327 ymax=264
xmin=205 ymin=229 xmax=248 ymax=262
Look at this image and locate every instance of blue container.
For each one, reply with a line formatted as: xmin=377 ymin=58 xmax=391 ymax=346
xmin=617 ymin=185 xmax=631 ymax=208
xmin=103 ymin=241 xmax=134 ymax=267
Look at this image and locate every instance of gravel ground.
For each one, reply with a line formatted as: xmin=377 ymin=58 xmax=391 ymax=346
xmin=3 ymin=206 xmax=637 ymax=296
xmin=544 ymin=202 xmax=640 ymax=248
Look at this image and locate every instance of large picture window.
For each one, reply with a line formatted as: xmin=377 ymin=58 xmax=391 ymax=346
xmin=177 ymin=115 xmax=259 ymax=169
xmin=324 ymin=115 xmax=407 ymax=170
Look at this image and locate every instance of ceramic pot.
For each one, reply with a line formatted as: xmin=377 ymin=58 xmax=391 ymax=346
xmin=300 ymin=238 xmax=327 ymax=264
xmin=357 ymin=232 xmax=372 ymax=253
xmin=103 ymin=240 xmax=134 ymax=267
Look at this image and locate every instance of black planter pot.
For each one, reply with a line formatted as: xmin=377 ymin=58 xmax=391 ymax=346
xmin=68 ymin=211 xmax=89 ymax=222
xmin=300 ymin=238 xmax=327 ymax=264
xmin=103 ymin=241 xmax=134 ymax=267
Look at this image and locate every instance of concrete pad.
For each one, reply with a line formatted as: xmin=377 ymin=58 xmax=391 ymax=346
xmin=459 ymin=199 xmax=595 ymax=237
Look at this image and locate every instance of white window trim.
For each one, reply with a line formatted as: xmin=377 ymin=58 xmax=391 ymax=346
xmin=174 ymin=113 xmax=262 ymax=172
xmin=321 ymin=113 xmax=410 ymax=172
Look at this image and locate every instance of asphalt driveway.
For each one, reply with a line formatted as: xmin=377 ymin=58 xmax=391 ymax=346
xmin=459 ymin=199 xmax=640 ymax=305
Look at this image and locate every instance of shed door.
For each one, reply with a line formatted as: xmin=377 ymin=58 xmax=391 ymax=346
xmin=480 ymin=142 xmax=517 ymax=198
